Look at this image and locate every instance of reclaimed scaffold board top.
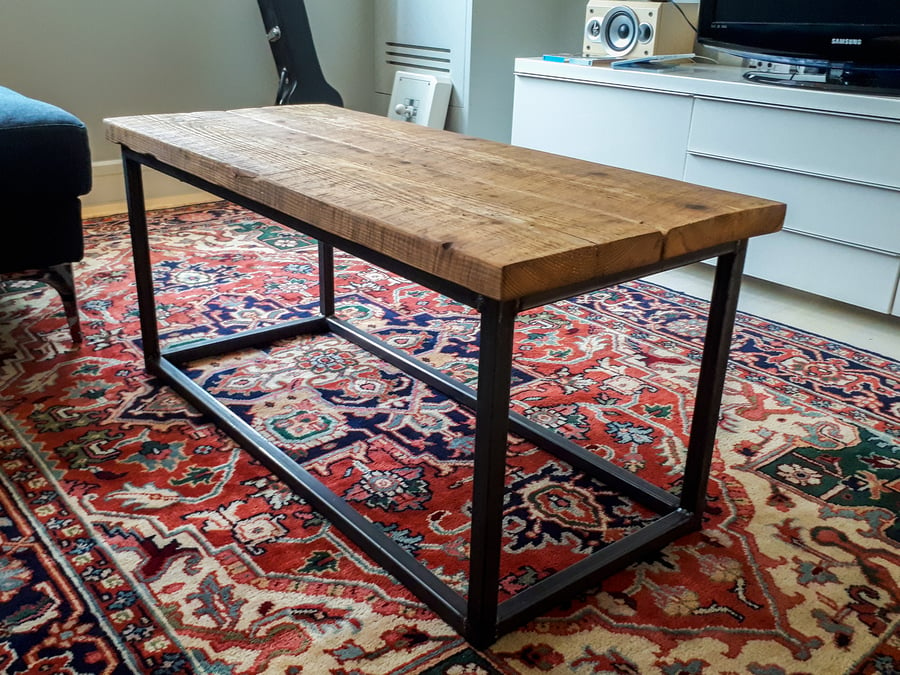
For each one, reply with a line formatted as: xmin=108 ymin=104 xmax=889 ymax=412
xmin=105 ymin=104 xmax=785 ymax=301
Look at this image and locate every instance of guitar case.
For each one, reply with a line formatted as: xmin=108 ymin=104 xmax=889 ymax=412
xmin=256 ymin=0 xmax=344 ymax=107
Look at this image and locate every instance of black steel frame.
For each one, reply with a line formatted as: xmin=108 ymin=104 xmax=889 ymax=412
xmin=121 ymin=147 xmax=748 ymax=647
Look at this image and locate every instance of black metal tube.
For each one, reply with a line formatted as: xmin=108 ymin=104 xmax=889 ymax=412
xmin=509 ymin=411 xmax=679 ymax=513
xmin=155 ymin=356 xmax=469 ymax=631
xmin=680 ymin=241 xmax=747 ymax=521
xmin=328 ymin=316 xmax=677 ymax=514
xmin=465 ymin=297 xmax=520 ymax=643
xmin=164 ymin=316 xmax=329 ymax=365
xmin=519 ymin=243 xmax=736 ymax=311
xmin=327 ymin=316 xmax=477 ymax=406
xmin=122 ymin=156 xmax=161 ymax=369
xmin=494 ymin=509 xmax=694 ymax=638
xmin=318 ymin=241 xmax=336 ymax=317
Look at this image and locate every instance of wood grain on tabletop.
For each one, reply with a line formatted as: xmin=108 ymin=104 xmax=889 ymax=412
xmin=105 ymin=104 xmax=785 ymax=301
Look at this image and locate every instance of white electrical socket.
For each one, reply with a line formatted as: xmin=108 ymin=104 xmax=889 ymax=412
xmin=387 ymin=71 xmax=452 ymax=129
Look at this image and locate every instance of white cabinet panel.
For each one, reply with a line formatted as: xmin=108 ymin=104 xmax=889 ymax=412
xmin=893 ymin=278 xmax=900 ymax=317
xmin=685 ymin=155 xmax=900 ymax=253
xmin=690 ymin=99 xmax=900 ymax=189
xmin=745 ymin=230 xmax=900 ymax=313
xmin=512 ymin=75 xmax=693 ymax=179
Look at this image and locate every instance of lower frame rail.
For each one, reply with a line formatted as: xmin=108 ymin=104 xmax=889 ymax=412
xmin=164 ymin=315 xmax=329 ymax=365
xmin=154 ymin=352 xmax=698 ymax=647
xmin=160 ymin=310 xmax=678 ymax=518
xmin=152 ymin=356 xmax=471 ymax=636
xmin=328 ymin=316 xmax=679 ymax=514
xmin=495 ymin=509 xmax=694 ymax=637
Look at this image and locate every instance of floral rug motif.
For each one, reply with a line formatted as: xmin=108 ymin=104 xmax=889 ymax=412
xmin=0 ymin=202 xmax=897 ymax=674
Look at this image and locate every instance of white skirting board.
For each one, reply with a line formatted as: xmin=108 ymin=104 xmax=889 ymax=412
xmin=83 ymin=160 xmax=217 ymax=218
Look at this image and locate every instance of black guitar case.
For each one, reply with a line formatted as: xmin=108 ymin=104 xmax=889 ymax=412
xmin=256 ymin=0 xmax=344 ymax=107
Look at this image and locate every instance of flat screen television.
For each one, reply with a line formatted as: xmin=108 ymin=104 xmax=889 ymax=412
xmin=696 ymin=0 xmax=900 ymax=90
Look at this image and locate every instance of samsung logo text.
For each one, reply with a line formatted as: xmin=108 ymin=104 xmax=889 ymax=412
xmin=831 ymin=38 xmax=862 ymax=45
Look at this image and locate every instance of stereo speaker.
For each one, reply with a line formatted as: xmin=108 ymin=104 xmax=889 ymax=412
xmin=583 ymin=1 xmax=698 ymax=59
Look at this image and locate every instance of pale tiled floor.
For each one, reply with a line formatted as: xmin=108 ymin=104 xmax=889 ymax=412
xmin=646 ymin=263 xmax=900 ymax=362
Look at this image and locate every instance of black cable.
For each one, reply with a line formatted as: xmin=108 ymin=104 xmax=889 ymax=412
xmin=669 ymin=0 xmax=698 ymax=34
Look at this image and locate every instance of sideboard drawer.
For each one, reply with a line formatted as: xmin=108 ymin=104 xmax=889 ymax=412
xmin=512 ymin=74 xmax=692 ymax=179
xmin=685 ymin=155 xmax=900 ymax=253
xmin=689 ymin=98 xmax=900 ymax=189
xmin=744 ymin=229 xmax=900 ymax=313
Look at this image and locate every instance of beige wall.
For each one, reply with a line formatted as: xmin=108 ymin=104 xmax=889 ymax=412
xmin=1 ymin=0 xmax=374 ymax=207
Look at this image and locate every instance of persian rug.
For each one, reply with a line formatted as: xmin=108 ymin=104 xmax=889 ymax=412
xmin=0 ymin=201 xmax=897 ymax=675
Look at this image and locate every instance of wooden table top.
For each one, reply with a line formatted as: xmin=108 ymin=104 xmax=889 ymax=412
xmin=105 ymin=104 xmax=785 ymax=301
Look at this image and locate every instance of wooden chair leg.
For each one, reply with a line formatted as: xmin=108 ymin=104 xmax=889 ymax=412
xmin=43 ymin=263 xmax=82 ymax=343
xmin=2 ymin=264 xmax=84 ymax=343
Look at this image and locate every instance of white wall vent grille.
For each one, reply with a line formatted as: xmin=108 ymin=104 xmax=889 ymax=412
xmin=383 ymin=42 xmax=452 ymax=75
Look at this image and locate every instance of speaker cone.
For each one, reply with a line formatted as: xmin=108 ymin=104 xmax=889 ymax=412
xmin=638 ymin=22 xmax=653 ymax=43
xmin=602 ymin=6 xmax=639 ymax=54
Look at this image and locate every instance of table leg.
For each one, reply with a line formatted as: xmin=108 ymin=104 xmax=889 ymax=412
xmin=680 ymin=240 xmax=748 ymax=523
xmin=317 ymin=241 xmax=335 ymax=317
xmin=122 ymin=155 xmax=161 ymax=372
xmin=466 ymin=298 xmax=519 ymax=645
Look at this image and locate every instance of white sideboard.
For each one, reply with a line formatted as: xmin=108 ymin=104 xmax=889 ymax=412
xmin=511 ymin=58 xmax=900 ymax=316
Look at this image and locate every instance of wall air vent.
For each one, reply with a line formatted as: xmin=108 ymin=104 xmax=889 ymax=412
xmin=384 ymin=42 xmax=452 ymax=73
xmin=377 ymin=41 xmax=456 ymax=100
xmin=374 ymin=0 xmax=589 ymax=141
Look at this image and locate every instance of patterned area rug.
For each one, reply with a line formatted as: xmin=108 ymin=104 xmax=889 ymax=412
xmin=1 ymin=202 xmax=897 ymax=674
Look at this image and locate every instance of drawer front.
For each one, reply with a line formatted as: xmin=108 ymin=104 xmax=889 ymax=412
xmin=689 ymin=98 xmax=900 ymax=189
xmin=893 ymin=279 xmax=900 ymax=317
xmin=512 ymin=75 xmax=692 ymax=180
xmin=744 ymin=230 xmax=900 ymax=313
xmin=685 ymin=155 xmax=900 ymax=253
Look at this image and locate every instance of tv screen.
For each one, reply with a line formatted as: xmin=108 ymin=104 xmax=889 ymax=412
xmin=697 ymin=0 xmax=900 ymax=73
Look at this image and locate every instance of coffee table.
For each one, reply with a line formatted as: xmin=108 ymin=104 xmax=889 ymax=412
xmin=105 ymin=104 xmax=784 ymax=646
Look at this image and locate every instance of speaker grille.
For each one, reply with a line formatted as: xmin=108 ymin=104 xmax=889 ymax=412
xmin=602 ymin=6 xmax=639 ymax=54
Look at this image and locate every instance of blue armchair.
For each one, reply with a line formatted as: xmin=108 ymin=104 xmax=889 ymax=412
xmin=0 ymin=86 xmax=92 ymax=342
